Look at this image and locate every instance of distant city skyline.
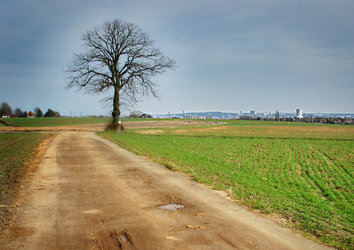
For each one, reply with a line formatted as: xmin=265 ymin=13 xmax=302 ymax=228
xmin=1 ymin=0 xmax=353 ymax=116
xmin=159 ymin=109 xmax=354 ymax=115
xmin=156 ymin=110 xmax=354 ymax=120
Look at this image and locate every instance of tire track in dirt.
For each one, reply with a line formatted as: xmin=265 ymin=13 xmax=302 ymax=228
xmin=0 ymin=132 xmax=331 ymax=249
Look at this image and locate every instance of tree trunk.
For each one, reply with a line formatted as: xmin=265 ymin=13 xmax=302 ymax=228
xmin=112 ymin=87 xmax=121 ymax=132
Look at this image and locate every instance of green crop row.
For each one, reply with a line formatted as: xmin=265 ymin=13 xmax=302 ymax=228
xmin=0 ymin=133 xmax=51 ymax=205
xmin=149 ymin=123 xmax=354 ymax=140
xmin=100 ymin=129 xmax=353 ymax=249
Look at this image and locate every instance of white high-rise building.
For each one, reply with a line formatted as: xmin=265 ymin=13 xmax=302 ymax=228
xmin=296 ymin=108 xmax=303 ymax=118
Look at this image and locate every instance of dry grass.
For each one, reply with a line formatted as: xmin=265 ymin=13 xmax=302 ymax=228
xmin=172 ymin=125 xmax=354 ymax=139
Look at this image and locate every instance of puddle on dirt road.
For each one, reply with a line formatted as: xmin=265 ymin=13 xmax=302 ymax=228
xmin=81 ymin=209 xmax=100 ymax=214
xmin=158 ymin=204 xmax=184 ymax=211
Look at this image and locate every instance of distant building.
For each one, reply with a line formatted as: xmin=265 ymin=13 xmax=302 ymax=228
xmin=296 ymin=108 xmax=303 ymax=119
xmin=28 ymin=111 xmax=35 ymax=118
xmin=250 ymin=110 xmax=256 ymax=116
xmin=184 ymin=114 xmax=197 ymax=119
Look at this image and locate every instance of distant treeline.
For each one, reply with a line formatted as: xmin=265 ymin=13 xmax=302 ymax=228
xmin=0 ymin=102 xmax=61 ymax=118
xmin=238 ymin=115 xmax=353 ymax=125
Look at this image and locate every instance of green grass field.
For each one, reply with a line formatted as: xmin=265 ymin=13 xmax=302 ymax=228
xmin=0 ymin=117 xmax=111 ymax=127
xmin=99 ymin=122 xmax=354 ymax=249
xmin=0 ymin=133 xmax=51 ymax=206
xmin=160 ymin=123 xmax=354 ymax=140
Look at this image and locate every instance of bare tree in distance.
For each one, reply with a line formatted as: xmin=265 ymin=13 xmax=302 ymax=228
xmin=66 ymin=19 xmax=175 ymax=131
xmin=14 ymin=108 xmax=23 ymax=118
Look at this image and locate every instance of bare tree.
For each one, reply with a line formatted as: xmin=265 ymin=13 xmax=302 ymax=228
xmin=14 ymin=108 xmax=23 ymax=118
xmin=66 ymin=19 xmax=175 ymax=131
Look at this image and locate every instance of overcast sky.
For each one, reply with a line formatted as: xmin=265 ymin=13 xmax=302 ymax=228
xmin=1 ymin=0 xmax=353 ymax=116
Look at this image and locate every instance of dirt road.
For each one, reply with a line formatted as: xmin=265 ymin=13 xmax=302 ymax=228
xmin=0 ymin=132 xmax=330 ymax=249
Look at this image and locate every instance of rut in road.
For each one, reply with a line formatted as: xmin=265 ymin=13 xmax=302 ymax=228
xmin=0 ymin=132 xmax=330 ymax=249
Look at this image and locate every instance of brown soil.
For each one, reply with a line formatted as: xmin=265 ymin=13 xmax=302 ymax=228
xmin=0 ymin=119 xmax=223 ymax=132
xmin=0 ymin=131 xmax=331 ymax=249
xmin=0 ymin=135 xmax=54 ymax=230
xmin=124 ymin=120 xmax=225 ymax=129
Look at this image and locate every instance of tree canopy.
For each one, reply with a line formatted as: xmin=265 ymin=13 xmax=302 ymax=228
xmin=66 ymin=19 xmax=175 ymax=130
xmin=44 ymin=109 xmax=56 ymax=117
xmin=34 ymin=107 xmax=43 ymax=117
xmin=0 ymin=102 xmax=12 ymax=116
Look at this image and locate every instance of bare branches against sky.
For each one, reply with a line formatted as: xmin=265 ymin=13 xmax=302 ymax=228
xmin=1 ymin=0 xmax=353 ymax=115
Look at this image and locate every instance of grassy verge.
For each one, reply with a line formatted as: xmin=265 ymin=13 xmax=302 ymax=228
xmin=1 ymin=117 xmax=111 ymax=127
xmin=0 ymin=133 xmax=51 ymax=205
xmin=99 ymin=126 xmax=353 ymax=249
